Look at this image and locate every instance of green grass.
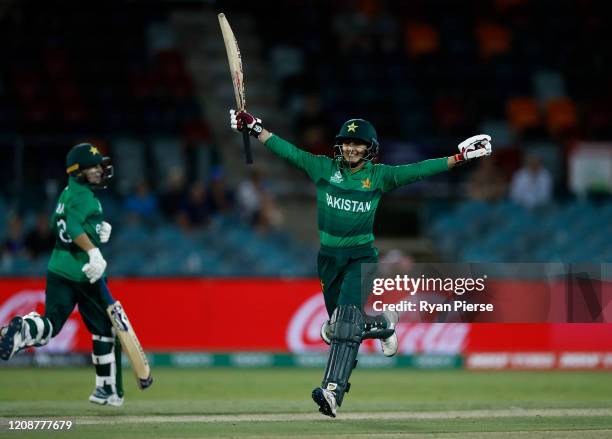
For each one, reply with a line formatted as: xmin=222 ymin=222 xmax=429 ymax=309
xmin=0 ymin=368 xmax=611 ymax=437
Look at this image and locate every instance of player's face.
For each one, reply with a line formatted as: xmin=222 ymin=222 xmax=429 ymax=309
xmin=83 ymin=165 xmax=103 ymax=185
xmin=342 ymin=141 xmax=367 ymax=164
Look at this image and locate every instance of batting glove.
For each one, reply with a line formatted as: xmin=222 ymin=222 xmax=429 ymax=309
xmin=454 ymin=134 xmax=492 ymax=163
xmin=230 ymin=109 xmax=264 ymax=138
xmin=98 ymin=221 xmax=112 ymax=243
xmin=82 ymin=248 xmax=107 ymax=284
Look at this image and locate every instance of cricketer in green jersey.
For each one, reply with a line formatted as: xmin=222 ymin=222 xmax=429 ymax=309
xmin=0 ymin=143 xmax=125 ymax=406
xmin=231 ymin=108 xmax=493 ymax=418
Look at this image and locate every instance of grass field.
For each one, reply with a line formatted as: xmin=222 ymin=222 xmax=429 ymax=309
xmin=0 ymin=368 xmax=611 ymax=438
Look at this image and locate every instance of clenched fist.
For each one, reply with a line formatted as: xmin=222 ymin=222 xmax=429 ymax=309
xmin=455 ymin=134 xmax=492 ymax=163
xmin=98 ymin=221 xmax=112 ymax=243
xmin=230 ymin=109 xmax=264 ymax=138
xmin=82 ymin=248 xmax=107 ymax=284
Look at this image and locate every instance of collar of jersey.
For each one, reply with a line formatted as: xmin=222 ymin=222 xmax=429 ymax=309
xmin=343 ymin=160 xmax=373 ymax=177
xmin=68 ymin=176 xmax=92 ymax=193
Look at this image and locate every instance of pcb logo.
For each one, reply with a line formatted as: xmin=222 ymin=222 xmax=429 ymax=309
xmin=330 ymin=170 xmax=343 ymax=184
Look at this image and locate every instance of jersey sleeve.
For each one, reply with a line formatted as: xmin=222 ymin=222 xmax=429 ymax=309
xmin=264 ymin=134 xmax=332 ymax=181
xmin=65 ymin=194 xmax=95 ymax=239
xmin=379 ymin=157 xmax=449 ymax=192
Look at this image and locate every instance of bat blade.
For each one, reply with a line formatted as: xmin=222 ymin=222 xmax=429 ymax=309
xmin=107 ymin=301 xmax=153 ymax=390
xmin=218 ymin=12 xmax=253 ymax=164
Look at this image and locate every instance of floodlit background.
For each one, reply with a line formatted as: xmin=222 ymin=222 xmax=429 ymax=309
xmin=1 ymin=0 xmax=611 ymax=277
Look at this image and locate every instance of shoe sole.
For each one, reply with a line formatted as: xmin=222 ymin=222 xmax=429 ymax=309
xmin=89 ymin=396 xmax=124 ymax=407
xmin=89 ymin=396 xmax=109 ymax=406
xmin=0 ymin=317 xmax=23 ymax=361
xmin=311 ymin=388 xmax=335 ymax=418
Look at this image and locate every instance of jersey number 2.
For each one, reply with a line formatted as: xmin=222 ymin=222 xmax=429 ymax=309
xmin=56 ymin=219 xmax=73 ymax=244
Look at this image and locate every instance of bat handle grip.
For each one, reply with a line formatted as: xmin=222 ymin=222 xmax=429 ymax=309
xmin=242 ymin=129 xmax=253 ymax=164
xmin=98 ymin=279 xmax=116 ymax=306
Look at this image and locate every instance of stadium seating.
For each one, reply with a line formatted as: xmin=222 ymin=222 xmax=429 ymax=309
xmin=0 ymin=211 xmax=317 ymax=277
xmin=428 ymin=200 xmax=612 ymax=263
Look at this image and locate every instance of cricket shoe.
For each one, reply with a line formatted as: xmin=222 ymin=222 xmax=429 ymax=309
xmin=320 ymin=320 xmax=332 ymax=345
xmin=312 ymin=387 xmax=337 ymax=418
xmin=0 ymin=317 xmax=26 ymax=361
xmin=89 ymin=387 xmax=124 ymax=407
xmin=380 ymin=310 xmax=399 ymax=357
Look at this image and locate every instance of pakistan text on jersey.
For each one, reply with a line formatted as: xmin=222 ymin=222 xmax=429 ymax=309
xmin=326 ymin=194 xmax=372 ymax=213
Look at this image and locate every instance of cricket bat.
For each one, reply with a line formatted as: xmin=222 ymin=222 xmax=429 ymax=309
xmin=100 ymin=281 xmax=153 ymax=390
xmin=218 ymin=12 xmax=253 ymax=164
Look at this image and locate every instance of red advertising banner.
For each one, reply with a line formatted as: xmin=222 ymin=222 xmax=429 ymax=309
xmin=1 ymin=278 xmax=611 ymax=360
xmin=365 ymin=263 xmax=612 ymax=323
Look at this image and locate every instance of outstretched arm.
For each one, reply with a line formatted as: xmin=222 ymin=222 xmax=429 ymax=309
xmin=381 ymin=134 xmax=493 ymax=191
xmin=230 ymin=109 xmax=331 ymax=175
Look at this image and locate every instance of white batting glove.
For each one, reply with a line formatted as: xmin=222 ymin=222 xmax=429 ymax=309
xmin=98 ymin=222 xmax=112 ymax=243
xmin=82 ymin=248 xmax=107 ymax=284
xmin=230 ymin=109 xmax=239 ymax=131
xmin=455 ymin=134 xmax=492 ymax=163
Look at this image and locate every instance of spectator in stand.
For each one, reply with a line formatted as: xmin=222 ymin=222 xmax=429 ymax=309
xmin=2 ymin=212 xmax=26 ymax=260
xmin=24 ymin=210 xmax=55 ymax=259
xmin=207 ymin=167 xmax=234 ymax=214
xmin=237 ymin=168 xmax=283 ymax=231
xmin=177 ymin=181 xmax=212 ymax=230
xmin=510 ymin=154 xmax=553 ymax=209
xmin=124 ymin=181 xmax=158 ymax=221
xmin=159 ymin=167 xmax=187 ymax=221
xmin=467 ymin=158 xmax=507 ymax=202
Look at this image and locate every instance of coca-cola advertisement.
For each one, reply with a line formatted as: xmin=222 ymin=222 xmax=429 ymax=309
xmin=1 ymin=278 xmax=611 ymax=364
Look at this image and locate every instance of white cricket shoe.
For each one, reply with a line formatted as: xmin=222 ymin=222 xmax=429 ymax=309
xmin=0 ymin=317 xmax=26 ymax=361
xmin=312 ymin=387 xmax=337 ymax=418
xmin=380 ymin=310 xmax=399 ymax=357
xmin=320 ymin=320 xmax=332 ymax=345
xmin=89 ymin=387 xmax=124 ymax=407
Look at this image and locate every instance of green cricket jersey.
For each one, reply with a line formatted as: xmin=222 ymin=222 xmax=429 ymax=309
xmin=47 ymin=177 xmax=105 ymax=282
xmin=264 ymin=135 xmax=449 ymax=248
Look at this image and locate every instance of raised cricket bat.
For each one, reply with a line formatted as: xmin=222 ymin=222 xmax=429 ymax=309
xmin=100 ymin=281 xmax=152 ymax=390
xmin=218 ymin=12 xmax=253 ymax=164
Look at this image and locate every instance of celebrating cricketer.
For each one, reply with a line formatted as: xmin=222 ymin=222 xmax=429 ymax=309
xmin=230 ymin=109 xmax=492 ymax=417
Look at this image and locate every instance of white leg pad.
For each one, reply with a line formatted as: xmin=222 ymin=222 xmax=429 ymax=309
xmin=22 ymin=312 xmax=52 ymax=347
xmin=96 ymin=374 xmax=116 ymax=387
xmin=92 ymin=334 xmax=117 ymax=394
xmin=93 ymin=335 xmax=115 ymax=343
xmin=92 ymin=353 xmax=115 ymax=365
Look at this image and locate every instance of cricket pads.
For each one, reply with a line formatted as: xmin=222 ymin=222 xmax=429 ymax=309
xmin=321 ymin=304 xmax=365 ymax=406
